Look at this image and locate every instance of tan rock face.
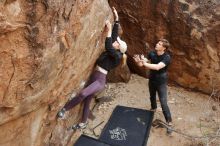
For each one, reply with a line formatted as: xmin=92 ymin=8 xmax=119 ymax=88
xmin=107 ymin=64 xmax=131 ymax=83
xmin=0 ymin=0 xmax=112 ymax=145
xmin=109 ymin=0 xmax=220 ymax=94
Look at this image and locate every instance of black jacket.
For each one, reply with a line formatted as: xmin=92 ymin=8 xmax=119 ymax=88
xmin=96 ymin=22 xmax=123 ymax=71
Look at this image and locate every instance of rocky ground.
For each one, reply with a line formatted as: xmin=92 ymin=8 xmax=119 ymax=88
xmin=70 ymin=74 xmax=220 ymax=146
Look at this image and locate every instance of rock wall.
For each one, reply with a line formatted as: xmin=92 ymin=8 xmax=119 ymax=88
xmin=0 ymin=0 xmax=219 ymax=145
xmin=0 ymin=0 xmax=112 ymax=145
xmin=109 ymin=0 xmax=220 ymax=94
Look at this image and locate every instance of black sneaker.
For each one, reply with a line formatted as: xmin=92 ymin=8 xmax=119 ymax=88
xmin=166 ymin=123 xmax=173 ymax=135
xmin=57 ymin=108 xmax=66 ymax=119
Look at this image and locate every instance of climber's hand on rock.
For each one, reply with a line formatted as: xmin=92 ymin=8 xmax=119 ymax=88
xmin=112 ymin=7 xmax=119 ymax=21
xmin=105 ymin=20 xmax=112 ymax=29
xmin=105 ymin=20 xmax=112 ymax=37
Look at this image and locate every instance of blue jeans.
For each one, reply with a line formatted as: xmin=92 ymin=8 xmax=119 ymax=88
xmin=149 ymin=80 xmax=172 ymax=123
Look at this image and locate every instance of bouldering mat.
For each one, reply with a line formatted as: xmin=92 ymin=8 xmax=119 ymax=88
xmin=99 ymin=105 xmax=154 ymax=146
xmin=74 ymin=135 xmax=113 ymax=146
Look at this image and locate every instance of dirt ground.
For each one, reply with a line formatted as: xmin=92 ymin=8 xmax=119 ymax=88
xmin=71 ymin=74 xmax=220 ymax=146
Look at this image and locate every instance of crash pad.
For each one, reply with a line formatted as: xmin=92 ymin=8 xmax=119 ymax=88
xmin=99 ymin=105 xmax=154 ymax=146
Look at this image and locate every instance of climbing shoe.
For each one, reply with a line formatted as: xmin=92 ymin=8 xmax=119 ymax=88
xmin=57 ymin=108 xmax=66 ymax=119
xmin=71 ymin=122 xmax=88 ymax=130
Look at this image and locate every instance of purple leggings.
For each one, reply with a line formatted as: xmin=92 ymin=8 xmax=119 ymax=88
xmin=64 ymin=70 xmax=106 ymax=122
